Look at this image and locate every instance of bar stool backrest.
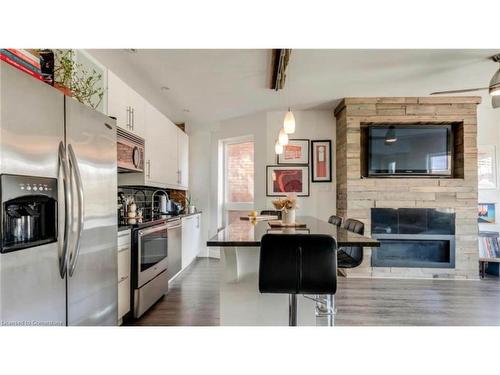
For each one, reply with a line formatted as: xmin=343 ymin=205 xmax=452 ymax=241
xmin=328 ymin=215 xmax=343 ymax=227
xmin=341 ymin=218 xmax=365 ymax=266
xmin=259 ymin=234 xmax=337 ymax=295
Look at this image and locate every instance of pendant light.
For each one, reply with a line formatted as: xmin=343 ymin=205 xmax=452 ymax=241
xmin=385 ymin=126 xmax=397 ymax=143
xmin=489 ymin=63 xmax=500 ymax=96
xmin=283 ymin=108 xmax=296 ymax=134
xmin=275 ymin=140 xmax=284 ymax=154
xmin=278 ymin=128 xmax=289 ymax=146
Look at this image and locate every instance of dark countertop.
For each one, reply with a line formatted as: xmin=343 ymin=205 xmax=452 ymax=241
xmin=117 ymin=211 xmax=202 ymax=231
xmin=207 ymin=216 xmax=380 ymax=248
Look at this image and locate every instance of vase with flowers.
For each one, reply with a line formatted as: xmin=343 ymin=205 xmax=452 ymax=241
xmin=272 ymin=194 xmax=298 ymax=225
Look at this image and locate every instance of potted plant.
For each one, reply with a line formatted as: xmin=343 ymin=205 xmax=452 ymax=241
xmin=53 ymin=49 xmax=104 ymax=109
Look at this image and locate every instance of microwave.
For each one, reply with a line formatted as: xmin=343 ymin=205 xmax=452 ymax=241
xmin=117 ymin=127 xmax=145 ymax=173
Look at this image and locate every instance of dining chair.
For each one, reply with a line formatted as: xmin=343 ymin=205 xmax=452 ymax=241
xmin=338 ymin=218 xmax=365 ymax=268
xmin=259 ymin=233 xmax=337 ymax=326
xmin=328 ymin=215 xmax=343 ymax=227
xmin=260 ymin=209 xmax=282 ymax=219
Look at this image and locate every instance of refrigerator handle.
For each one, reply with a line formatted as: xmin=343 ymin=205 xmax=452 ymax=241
xmin=58 ymin=142 xmax=72 ymax=278
xmin=68 ymin=144 xmax=85 ymax=277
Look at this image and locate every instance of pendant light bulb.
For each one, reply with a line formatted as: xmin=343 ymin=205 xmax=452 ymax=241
xmin=275 ymin=140 xmax=283 ymax=154
xmin=278 ymin=128 xmax=289 ymax=146
xmin=283 ymin=109 xmax=296 ymax=134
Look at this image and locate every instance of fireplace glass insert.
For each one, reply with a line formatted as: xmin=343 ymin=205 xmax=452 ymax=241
xmin=371 ymin=208 xmax=455 ymax=268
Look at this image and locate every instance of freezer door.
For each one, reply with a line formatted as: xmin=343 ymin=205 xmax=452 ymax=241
xmin=0 ymin=61 xmax=66 ymax=325
xmin=65 ymin=98 xmax=118 ymax=325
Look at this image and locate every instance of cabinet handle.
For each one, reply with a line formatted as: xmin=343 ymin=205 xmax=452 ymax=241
xmin=118 ymin=276 xmax=128 ymax=283
xmin=126 ymin=107 xmax=130 ymax=129
xmin=131 ymin=108 xmax=135 ymax=131
xmin=146 ymin=160 xmax=151 ymax=179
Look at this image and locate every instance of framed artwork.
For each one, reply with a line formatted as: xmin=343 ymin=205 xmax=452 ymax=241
xmin=311 ymin=140 xmax=332 ymax=182
xmin=266 ymin=165 xmax=309 ymax=197
xmin=277 ymin=139 xmax=309 ymax=165
xmin=478 ymin=145 xmax=497 ymax=189
xmin=478 ymin=203 xmax=496 ymax=224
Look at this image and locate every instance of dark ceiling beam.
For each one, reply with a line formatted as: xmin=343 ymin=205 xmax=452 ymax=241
xmin=270 ymin=49 xmax=291 ymax=91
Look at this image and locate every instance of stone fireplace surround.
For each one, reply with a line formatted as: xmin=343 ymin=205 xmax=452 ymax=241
xmin=334 ymin=97 xmax=480 ymax=279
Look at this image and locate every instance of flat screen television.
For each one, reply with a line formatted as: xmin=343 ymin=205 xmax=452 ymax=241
xmin=368 ymin=125 xmax=452 ymax=177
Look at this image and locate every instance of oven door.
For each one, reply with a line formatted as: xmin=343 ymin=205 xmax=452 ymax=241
xmin=137 ymin=223 xmax=168 ymax=287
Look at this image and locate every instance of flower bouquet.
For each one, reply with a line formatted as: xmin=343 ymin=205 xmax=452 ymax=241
xmin=272 ymin=194 xmax=298 ymax=224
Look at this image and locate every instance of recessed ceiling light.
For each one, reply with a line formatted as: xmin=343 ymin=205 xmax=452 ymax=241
xmin=161 ymin=86 xmax=170 ymax=91
xmin=183 ymin=109 xmax=190 ymax=113
xmin=127 ymin=49 xmax=138 ymax=53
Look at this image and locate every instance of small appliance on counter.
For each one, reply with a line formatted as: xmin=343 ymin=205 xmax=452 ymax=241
xmin=166 ymin=200 xmax=183 ymax=216
xmin=160 ymin=194 xmax=168 ymax=214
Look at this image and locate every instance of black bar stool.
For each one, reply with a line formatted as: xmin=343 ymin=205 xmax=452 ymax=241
xmin=259 ymin=234 xmax=337 ymax=326
xmin=338 ymin=218 xmax=365 ymax=268
xmin=328 ymin=215 xmax=343 ymax=227
xmin=260 ymin=210 xmax=282 ymax=219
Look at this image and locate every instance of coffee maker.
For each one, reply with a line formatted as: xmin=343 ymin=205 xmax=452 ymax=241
xmin=1 ymin=174 xmax=57 ymax=253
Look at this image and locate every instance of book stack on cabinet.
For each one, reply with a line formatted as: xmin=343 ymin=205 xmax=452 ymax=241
xmin=0 ymin=49 xmax=42 ymax=81
xmin=478 ymin=231 xmax=500 ymax=277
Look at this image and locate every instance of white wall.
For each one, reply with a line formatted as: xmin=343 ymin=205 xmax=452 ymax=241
xmin=477 ymin=93 xmax=500 ymax=232
xmin=188 ymin=110 xmax=336 ymax=257
xmin=264 ymin=111 xmax=336 ymax=221
xmin=187 ymin=128 xmax=212 ymax=256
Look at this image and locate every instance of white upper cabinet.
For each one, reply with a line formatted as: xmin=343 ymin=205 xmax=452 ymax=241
xmin=164 ymin=119 xmax=180 ymax=187
xmin=177 ymin=129 xmax=189 ymax=189
xmin=111 ymin=68 xmax=189 ymax=190
xmin=119 ymin=101 xmax=189 ymax=190
xmin=144 ymin=102 xmax=167 ymax=186
xmin=107 ymin=70 xmax=145 ymax=137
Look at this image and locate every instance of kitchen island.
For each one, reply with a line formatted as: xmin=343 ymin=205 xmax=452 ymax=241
xmin=207 ymin=216 xmax=380 ymax=326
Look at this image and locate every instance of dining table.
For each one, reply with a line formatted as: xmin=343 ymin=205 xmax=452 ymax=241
xmin=206 ymin=216 xmax=380 ymax=326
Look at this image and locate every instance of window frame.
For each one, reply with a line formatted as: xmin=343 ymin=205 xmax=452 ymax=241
xmin=220 ymin=135 xmax=255 ymax=227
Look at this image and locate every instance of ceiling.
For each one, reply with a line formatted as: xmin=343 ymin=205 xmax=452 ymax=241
xmin=88 ymin=49 xmax=500 ymax=130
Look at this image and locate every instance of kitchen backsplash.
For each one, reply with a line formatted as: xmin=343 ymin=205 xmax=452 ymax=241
xmin=118 ymin=186 xmax=187 ymax=217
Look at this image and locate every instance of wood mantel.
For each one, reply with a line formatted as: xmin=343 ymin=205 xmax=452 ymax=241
xmin=334 ymin=96 xmax=480 ymax=280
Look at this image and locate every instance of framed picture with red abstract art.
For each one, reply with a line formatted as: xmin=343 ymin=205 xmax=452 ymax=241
xmin=311 ymin=140 xmax=332 ymax=182
xmin=277 ymin=139 xmax=309 ymax=165
xmin=266 ymin=165 xmax=309 ymax=197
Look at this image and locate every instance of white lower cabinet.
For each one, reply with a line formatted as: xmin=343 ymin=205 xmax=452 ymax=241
xmin=117 ymin=229 xmax=131 ymax=324
xmin=181 ymin=214 xmax=201 ymax=269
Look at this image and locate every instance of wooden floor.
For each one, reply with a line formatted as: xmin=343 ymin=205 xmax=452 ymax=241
xmin=130 ymin=258 xmax=500 ymax=326
xmin=129 ymin=258 xmax=220 ymax=326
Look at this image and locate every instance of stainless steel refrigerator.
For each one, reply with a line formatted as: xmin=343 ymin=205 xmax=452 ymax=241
xmin=0 ymin=61 xmax=118 ymax=325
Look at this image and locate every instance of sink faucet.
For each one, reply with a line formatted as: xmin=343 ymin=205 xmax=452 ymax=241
xmin=151 ymin=190 xmax=169 ymax=215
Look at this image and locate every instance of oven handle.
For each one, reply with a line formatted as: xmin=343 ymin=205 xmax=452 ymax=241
xmin=58 ymin=142 xmax=72 ymax=279
xmin=138 ymin=223 xmax=168 ymax=237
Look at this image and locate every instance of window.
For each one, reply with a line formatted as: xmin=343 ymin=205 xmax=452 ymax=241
xmin=219 ymin=137 xmax=254 ymax=227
